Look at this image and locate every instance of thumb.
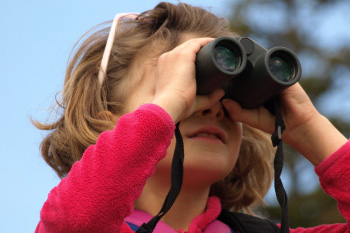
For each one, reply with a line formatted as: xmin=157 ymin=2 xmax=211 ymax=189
xmin=195 ymin=89 xmax=225 ymax=112
xmin=185 ymin=89 xmax=225 ymax=119
xmin=222 ymin=99 xmax=275 ymax=134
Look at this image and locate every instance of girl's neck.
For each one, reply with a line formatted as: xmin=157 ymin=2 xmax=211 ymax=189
xmin=134 ymin=179 xmax=211 ymax=231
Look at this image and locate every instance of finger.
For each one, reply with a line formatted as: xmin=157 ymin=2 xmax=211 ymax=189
xmin=222 ymin=99 xmax=275 ymax=134
xmin=173 ymin=37 xmax=214 ymax=54
xmin=280 ymin=83 xmax=315 ymax=119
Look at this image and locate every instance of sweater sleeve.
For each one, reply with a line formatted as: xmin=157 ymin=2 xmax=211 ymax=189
xmin=288 ymin=140 xmax=350 ymax=233
xmin=35 ymin=104 xmax=175 ymax=233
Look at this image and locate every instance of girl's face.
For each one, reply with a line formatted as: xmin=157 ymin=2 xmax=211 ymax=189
xmin=117 ymin=37 xmax=243 ymax=189
xmin=163 ymin=104 xmax=243 ymax=187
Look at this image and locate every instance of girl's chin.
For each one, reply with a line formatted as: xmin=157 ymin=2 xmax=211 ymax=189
xmin=183 ymin=164 xmax=234 ymax=184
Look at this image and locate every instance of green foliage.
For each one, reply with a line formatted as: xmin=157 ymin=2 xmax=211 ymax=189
xmin=226 ymin=0 xmax=350 ymax=227
xmin=259 ymin=188 xmax=345 ymax=227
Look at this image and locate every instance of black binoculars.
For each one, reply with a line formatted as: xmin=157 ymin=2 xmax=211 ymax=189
xmin=196 ymin=37 xmax=302 ymax=109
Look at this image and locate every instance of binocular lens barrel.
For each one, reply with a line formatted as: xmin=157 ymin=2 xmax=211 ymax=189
xmin=213 ymin=46 xmax=240 ymax=72
xmin=196 ymin=37 xmax=301 ymax=109
xmin=269 ymin=52 xmax=296 ymax=82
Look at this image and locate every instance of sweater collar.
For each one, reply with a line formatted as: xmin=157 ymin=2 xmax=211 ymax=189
xmin=124 ymin=196 xmax=232 ymax=233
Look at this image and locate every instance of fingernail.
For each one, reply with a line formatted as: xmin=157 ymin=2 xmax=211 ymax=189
xmin=222 ymin=99 xmax=229 ymax=105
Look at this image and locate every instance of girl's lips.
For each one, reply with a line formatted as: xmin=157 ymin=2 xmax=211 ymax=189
xmin=188 ymin=126 xmax=228 ymax=144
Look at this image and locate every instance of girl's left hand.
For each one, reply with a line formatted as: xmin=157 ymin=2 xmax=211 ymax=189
xmin=222 ymin=82 xmax=348 ymax=166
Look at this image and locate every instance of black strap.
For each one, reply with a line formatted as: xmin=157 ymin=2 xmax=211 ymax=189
xmin=218 ymin=209 xmax=281 ymax=233
xmin=136 ymin=122 xmax=184 ymax=233
xmin=137 ymin=100 xmax=290 ymax=233
xmin=270 ymin=102 xmax=290 ymax=233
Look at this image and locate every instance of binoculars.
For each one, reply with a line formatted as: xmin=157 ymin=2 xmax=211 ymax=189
xmin=196 ymin=37 xmax=302 ymax=109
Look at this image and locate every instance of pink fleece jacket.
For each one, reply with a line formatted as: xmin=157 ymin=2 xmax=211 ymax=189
xmin=35 ymin=104 xmax=350 ymax=233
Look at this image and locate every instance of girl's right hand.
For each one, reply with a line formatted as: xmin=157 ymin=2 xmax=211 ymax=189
xmin=151 ymin=37 xmax=225 ymax=123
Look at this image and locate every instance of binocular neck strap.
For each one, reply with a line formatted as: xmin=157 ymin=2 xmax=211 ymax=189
xmin=137 ymin=102 xmax=290 ymax=233
xmin=136 ymin=122 xmax=184 ymax=233
xmin=271 ymin=102 xmax=290 ymax=233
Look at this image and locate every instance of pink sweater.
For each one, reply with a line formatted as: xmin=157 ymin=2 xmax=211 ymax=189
xmin=35 ymin=104 xmax=350 ymax=233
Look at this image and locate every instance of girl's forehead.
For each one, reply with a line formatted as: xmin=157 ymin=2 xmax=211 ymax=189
xmin=179 ymin=33 xmax=204 ymax=43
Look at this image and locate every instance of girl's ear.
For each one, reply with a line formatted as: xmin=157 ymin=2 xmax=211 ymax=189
xmin=97 ymin=111 xmax=120 ymax=124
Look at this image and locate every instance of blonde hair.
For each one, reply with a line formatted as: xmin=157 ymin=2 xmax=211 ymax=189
xmin=33 ymin=2 xmax=274 ymax=213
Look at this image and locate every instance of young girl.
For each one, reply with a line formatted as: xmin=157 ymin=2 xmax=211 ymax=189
xmin=34 ymin=2 xmax=350 ymax=233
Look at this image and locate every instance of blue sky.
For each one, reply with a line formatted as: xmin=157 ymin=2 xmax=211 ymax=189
xmin=0 ymin=0 xmax=349 ymax=232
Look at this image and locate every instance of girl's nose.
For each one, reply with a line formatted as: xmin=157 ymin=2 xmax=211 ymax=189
xmin=195 ymin=101 xmax=225 ymax=120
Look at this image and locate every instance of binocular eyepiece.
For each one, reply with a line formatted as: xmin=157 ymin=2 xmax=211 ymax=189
xmin=196 ymin=37 xmax=302 ymax=109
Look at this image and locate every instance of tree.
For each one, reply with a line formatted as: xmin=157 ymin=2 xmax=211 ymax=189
xmin=226 ymin=0 xmax=350 ymax=227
